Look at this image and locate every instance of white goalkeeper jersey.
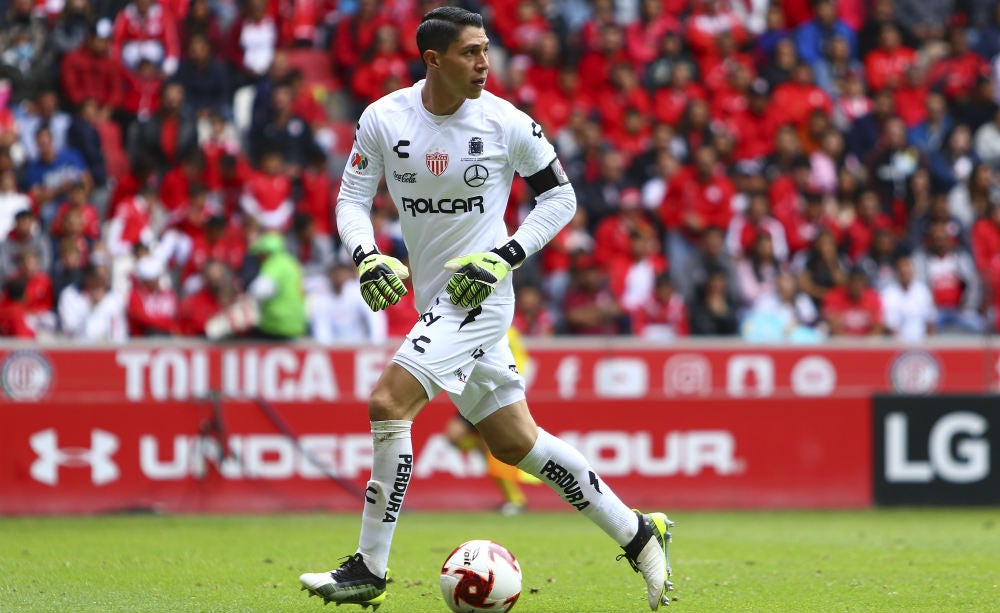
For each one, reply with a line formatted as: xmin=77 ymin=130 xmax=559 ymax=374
xmin=337 ymin=80 xmax=561 ymax=313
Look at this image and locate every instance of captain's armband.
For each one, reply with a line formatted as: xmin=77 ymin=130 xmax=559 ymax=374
xmin=523 ymin=157 xmax=570 ymax=195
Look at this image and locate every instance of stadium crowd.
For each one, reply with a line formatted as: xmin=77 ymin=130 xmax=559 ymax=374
xmin=1 ymin=0 xmax=1000 ymax=343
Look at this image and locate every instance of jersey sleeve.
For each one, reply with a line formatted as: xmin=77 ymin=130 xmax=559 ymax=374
xmin=503 ymin=107 xmax=576 ymax=259
xmin=336 ymin=106 xmax=386 ymax=258
xmin=506 ymin=108 xmax=558 ymax=178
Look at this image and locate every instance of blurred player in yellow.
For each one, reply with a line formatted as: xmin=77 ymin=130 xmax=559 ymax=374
xmin=444 ymin=328 xmax=540 ymax=515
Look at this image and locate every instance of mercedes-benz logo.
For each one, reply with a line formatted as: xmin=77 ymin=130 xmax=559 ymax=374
xmin=464 ymin=164 xmax=488 ymax=187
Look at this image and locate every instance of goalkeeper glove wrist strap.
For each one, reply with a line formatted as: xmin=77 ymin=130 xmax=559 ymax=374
xmin=352 ymin=245 xmax=379 ymax=267
xmin=490 ymin=239 xmax=526 ymax=269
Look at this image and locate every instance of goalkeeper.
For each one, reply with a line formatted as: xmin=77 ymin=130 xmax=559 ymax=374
xmin=301 ymin=7 xmax=674 ymax=612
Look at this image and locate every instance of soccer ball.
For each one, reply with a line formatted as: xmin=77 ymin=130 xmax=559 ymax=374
xmin=439 ymin=539 xmax=522 ymax=613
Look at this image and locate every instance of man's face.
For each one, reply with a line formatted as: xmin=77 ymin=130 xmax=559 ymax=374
xmin=847 ymin=275 xmax=865 ymax=300
xmin=36 ymin=131 xmax=54 ymax=160
xmin=434 ymin=26 xmax=490 ymax=101
xmin=896 ymin=257 xmax=914 ymax=284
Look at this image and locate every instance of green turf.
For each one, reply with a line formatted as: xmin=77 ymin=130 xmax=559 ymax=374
xmin=1 ymin=509 xmax=997 ymax=612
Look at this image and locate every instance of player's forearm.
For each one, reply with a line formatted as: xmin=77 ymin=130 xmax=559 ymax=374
xmin=508 ymin=183 xmax=576 ymax=259
xmin=336 ymin=199 xmax=378 ymax=262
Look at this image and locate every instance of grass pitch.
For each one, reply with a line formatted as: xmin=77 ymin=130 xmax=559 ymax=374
xmin=1 ymin=509 xmax=997 ymax=612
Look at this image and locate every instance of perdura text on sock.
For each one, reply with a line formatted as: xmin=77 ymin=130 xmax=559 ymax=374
xmin=383 ymin=454 xmax=413 ymax=522
xmin=540 ymin=459 xmax=590 ymax=511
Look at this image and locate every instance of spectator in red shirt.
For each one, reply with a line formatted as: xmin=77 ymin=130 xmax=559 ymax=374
xmin=700 ymin=31 xmax=756 ymax=95
xmin=592 ymin=187 xmax=654 ymax=267
xmin=597 ymin=63 xmax=652 ymax=146
xmin=912 ymin=220 xmax=985 ymax=333
xmin=11 ymin=246 xmax=53 ymax=315
xmin=350 ymin=24 xmax=413 ymax=106
xmin=562 ymin=255 xmax=627 ymax=335
xmin=726 ymin=191 xmax=790 ymax=262
xmin=662 ymin=144 xmax=737 ymax=269
xmin=112 ymin=0 xmax=181 ymax=76
xmin=118 ymin=58 xmax=163 ymax=122
xmin=287 ymin=69 xmax=327 ymax=128
xmin=686 ymin=0 xmax=748 ymax=59
xmin=106 ymin=183 xmax=158 ymax=257
xmin=822 ymin=266 xmax=884 ymax=336
xmin=577 ymin=23 xmax=629 ymax=95
xmin=0 ymin=278 xmax=36 ymax=339
xmin=769 ymin=62 xmax=833 ymax=127
xmin=972 ymin=203 xmax=1000 ymax=275
xmin=329 ymin=0 xmax=387 ymax=81
xmin=926 ymin=25 xmax=989 ymax=105
xmin=60 ymin=22 xmax=122 ymax=114
xmin=512 ymin=284 xmax=556 ymax=337
xmin=631 ymin=272 xmax=689 ymax=340
xmin=178 ymin=259 xmax=237 ymax=336
xmin=241 ymin=149 xmax=293 ymax=231
xmin=727 ymin=78 xmax=778 ymax=161
xmin=159 ymin=151 xmax=208 ymax=214
xmin=296 ymin=147 xmax=335 ymax=238
xmin=127 ymin=256 xmax=180 ymax=336
xmin=709 ymin=59 xmax=752 ymax=122
xmin=495 ymin=0 xmax=549 ymax=56
xmin=51 ymin=181 xmax=101 ymax=244
xmin=227 ymin=0 xmax=278 ymax=82
xmin=843 ymin=189 xmax=894 ymax=262
xmin=864 ymin=23 xmax=915 ymax=92
xmin=651 ymin=61 xmax=706 ymax=128
xmin=177 ymin=213 xmax=245 ymax=293
xmin=625 ymin=0 xmax=682 ymax=65
xmin=892 ymin=64 xmax=929 ymax=129
xmin=540 ymin=208 xmax=593 ymax=308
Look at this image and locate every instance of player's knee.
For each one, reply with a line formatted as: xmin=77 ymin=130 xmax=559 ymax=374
xmin=487 ymin=437 xmax=533 ymax=466
xmin=368 ymin=387 xmax=408 ymax=421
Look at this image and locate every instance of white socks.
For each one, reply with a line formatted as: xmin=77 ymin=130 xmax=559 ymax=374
xmin=517 ymin=428 xmax=638 ymax=546
xmin=357 ymin=420 xmax=413 ymax=577
xmin=357 ymin=422 xmax=638 ymax=577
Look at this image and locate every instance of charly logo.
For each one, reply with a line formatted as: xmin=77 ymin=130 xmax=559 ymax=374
xmin=1 ymin=350 xmax=53 ymax=401
xmin=464 ymin=164 xmax=488 ymax=187
xmin=426 ymin=148 xmax=449 ymax=176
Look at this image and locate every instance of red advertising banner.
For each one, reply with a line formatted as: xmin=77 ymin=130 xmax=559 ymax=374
xmin=0 ymin=342 xmax=995 ymax=405
xmin=0 ymin=340 xmax=991 ymax=514
xmin=1 ymin=395 xmax=870 ymax=514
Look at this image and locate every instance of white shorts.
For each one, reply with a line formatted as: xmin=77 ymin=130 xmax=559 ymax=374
xmin=392 ymin=295 xmax=526 ymax=425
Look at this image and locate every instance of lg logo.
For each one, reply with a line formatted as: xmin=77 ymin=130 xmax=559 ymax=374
xmin=884 ymin=411 xmax=989 ymax=484
xmin=30 ymin=429 xmax=120 ymax=486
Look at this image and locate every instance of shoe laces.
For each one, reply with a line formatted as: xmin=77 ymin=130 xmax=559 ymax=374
xmin=616 ymin=552 xmax=640 ymax=573
xmin=331 ymin=553 xmax=368 ymax=579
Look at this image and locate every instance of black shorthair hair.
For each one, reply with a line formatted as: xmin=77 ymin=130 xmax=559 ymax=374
xmin=416 ymin=6 xmax=484 ymax=59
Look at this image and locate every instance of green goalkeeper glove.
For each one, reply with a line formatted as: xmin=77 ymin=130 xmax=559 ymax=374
xmin=444 ymin=241 xmax=525 ymax=309
xmin=357 ymin=250 xmax=409 ymax=312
